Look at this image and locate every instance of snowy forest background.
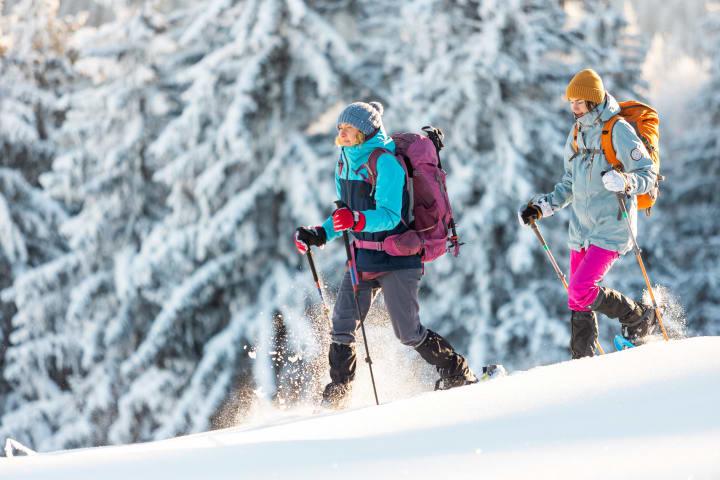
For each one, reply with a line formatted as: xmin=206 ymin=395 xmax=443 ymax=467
xmin=0 ymin=0 xmax=718 ymax=452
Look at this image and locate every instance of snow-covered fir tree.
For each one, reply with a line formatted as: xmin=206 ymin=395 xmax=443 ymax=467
xmin=119 ymin=0 xmax=362 ymax=441
xmin=650 ymin=3 xmax=720 ymax=336
xmin=0 ymin=2 xmax=176 ymax=450
xmin=0 ymin=169 xmax=68 ymax=436
xmin=351 ymin=0 xmax=648 ymax=368
xmin=0 ymin=0 xmax=75 ymax=434
xmin=352 ymin=0 xmax=569 ymax=367
xmin=1 ymin=0 xmax=361 ymax=450
xmin=0 ymin=0 xmax=660 ymax=453
xmin=0 ymin=0 xmax=82 ymax=182
xmin=572 ymin=0 xmax=649 ymax=100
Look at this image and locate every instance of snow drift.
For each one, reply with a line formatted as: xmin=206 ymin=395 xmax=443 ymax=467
xmin=3 ymin=336 xmax=720 ymax=480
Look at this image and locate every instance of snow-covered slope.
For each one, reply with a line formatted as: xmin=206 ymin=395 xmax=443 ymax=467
xmin=3 ymin=337 xmax=720 ymax=480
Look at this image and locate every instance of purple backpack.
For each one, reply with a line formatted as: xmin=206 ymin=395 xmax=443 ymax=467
xmin=355 ymin=126 xmax=461 ymax=263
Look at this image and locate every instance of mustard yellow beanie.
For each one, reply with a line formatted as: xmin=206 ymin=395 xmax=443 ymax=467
xmin=565 ymin=69 xmax=605 ymax=104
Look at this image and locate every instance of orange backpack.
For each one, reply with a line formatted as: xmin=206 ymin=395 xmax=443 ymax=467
xmin=572 ymin=101 xmax=661 ymax=214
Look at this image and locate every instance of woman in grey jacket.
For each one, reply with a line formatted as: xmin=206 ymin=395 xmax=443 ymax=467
xmin=520 ymin=69 xmax=659 ymax=358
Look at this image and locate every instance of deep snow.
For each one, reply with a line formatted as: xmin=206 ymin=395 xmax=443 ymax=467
xmin=3 ymin=336 xmax=720 ymax=480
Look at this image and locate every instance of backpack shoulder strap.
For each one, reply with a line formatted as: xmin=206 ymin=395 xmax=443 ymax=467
xmin=600 ymin=115 xmax=622 ymax=170
xmin=365 ymin=148 xmax=388 ymax=186
xmin=572 ymin=124 xmax=579 ymax=153
xmin=337 ymin=152 xmax=345 ymax=177
xmin=366 ymin=148 xmax=408 ymax=185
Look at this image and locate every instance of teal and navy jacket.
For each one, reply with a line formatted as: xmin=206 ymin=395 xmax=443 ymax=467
xmin=322 ymin=128 xmax=421 ymax=272
xmin=538 ymin=94 xmax=657 ymax=255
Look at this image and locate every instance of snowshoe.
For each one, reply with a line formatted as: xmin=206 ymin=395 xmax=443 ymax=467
xmin=434 ymin=364 xmax=506 ymax=390
xmin=614 ymin=334 xmax=636 ymax=351
xmin=479 ymin=364 xmax=507 ymax=381
xmin=435 ymin=373 xmax=477 ymax=391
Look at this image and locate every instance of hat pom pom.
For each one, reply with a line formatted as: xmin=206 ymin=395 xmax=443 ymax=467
xmin=368 ymin=101 xmax=384 ymax=116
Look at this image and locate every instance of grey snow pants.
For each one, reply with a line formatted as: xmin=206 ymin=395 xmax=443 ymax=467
xmin=331 ymin=268 xmax=427 ymax=347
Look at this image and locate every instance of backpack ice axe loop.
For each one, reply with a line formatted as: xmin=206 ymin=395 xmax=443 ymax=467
xmin=422 ymin=126 xmax=445 ymax=151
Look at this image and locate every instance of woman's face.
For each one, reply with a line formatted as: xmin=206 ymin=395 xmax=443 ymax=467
xmin=336 ymin=123 xmax=363 ymax=147
xmin=569 ymin=98 xmax=590 ymax=116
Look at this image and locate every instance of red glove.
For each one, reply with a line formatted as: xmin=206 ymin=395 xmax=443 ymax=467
xmin=332 ymin=208 xmax=366 ymax=232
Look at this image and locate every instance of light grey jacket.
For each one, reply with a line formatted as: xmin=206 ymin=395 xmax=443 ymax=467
xmin=538 ymin=94 xmax=657 ymax=255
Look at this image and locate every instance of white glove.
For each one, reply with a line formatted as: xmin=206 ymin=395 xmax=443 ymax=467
xmin=602 ymin=170 xmax=628 ymax=193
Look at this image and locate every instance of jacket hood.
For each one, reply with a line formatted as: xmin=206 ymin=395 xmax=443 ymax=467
xmin=340 ymin=127 xmax=395 ymax=167
xmin=576 ymin=93 xmax=620 ymax=128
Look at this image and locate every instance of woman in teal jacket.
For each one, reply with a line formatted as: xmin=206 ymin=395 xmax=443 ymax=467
xmin=294 ymin=101 xmax=484 ymax=408
xmin=520 ymin=69 xmax=659 ymax=358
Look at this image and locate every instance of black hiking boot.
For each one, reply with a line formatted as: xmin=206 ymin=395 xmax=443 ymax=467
xmin=321 ymin=381 xmax=353 ymax=409
xmin=414 ymin=330 xmax=478 ymax=391
xmin=321 ymin=342 xmax=356 ymax=409
xmin=570 ymin=310 xmax=598 ymax=359
xmin=591 ymin=287 xmax=657 ymax=346
xmin=621 ymin=305 xmax=658 ymax=346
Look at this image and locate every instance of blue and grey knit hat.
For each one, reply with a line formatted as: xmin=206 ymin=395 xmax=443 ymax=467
xmin=336 ymin=101 xmax=384 ymax=136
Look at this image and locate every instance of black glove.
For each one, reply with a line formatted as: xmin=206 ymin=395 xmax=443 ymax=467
xmin=294 ymin=226 xmax=327 ymax=254
xmin=519 ymin=203 xmax=543 ymax=225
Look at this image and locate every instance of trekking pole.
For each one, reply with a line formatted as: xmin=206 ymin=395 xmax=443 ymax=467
xmin=527 ymin=219 xmax=606 ymax=355
xmin=614 ymin=193 xmax=670 ymax=341
xmin=335 ymin=200 xmax=380 ymax=405
xmin=306 ymin=248 xmax=331 ymax=321
xmin=529 ymin=221 xmax=568 ymax=290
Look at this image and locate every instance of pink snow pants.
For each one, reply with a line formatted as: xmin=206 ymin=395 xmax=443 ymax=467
xmin=568 ymin=245 xmax=619 ymax=312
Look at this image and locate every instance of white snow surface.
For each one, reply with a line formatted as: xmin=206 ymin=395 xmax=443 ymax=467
xmin=3 ymin=337 xmax=720 ymax=480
